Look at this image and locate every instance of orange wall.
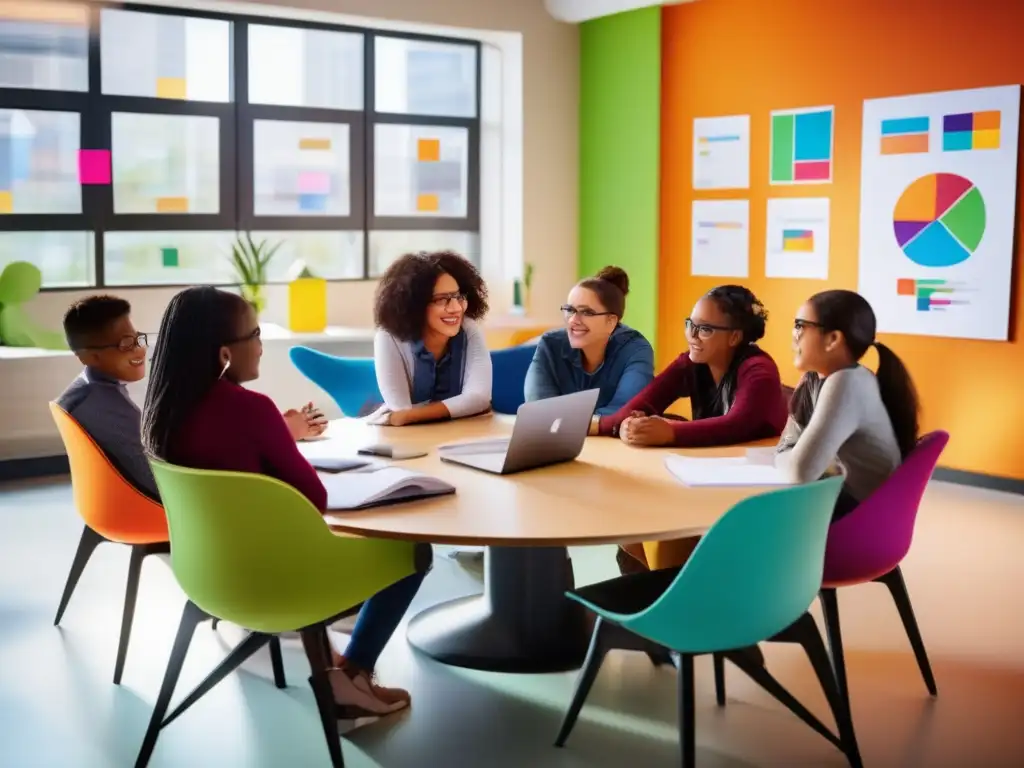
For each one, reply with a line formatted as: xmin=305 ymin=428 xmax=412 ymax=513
xmin=660 ymin=0 xmax=1024 ymax=479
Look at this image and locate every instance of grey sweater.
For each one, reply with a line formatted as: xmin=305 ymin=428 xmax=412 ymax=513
xmin=774 ymin=365 xmax=902 ymax=502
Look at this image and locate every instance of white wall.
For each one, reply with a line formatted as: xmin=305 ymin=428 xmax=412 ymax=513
xmin=0 ymin=0 xmax=579 ymax=461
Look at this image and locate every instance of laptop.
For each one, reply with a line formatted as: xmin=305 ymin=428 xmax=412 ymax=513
xmin=439 ymin=389 xmax=601 ymax=475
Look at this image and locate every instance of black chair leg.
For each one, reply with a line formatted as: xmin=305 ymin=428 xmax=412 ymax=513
xmin=161 ymin=631 xmax=274 ymax=728
xmin=134 ymin=600 xmax=206 ymax=768
xmin=302 ymin=625 xmax=345 ymax=768
xmin=724 ymin=645 xmax=841 ymax=750
xmin=555 ymin=616 xmax=611 ymax=747
xmin=818 ymin=587 xmax=850 ymax=708
xmin=786 ymin=613 xmax=863 ymax=768
xmin=677 ymin=653 xmax=696 ymax=768
xmin=712 ymin=653 xmax=726 ymax=706
xmin=875 ymin=566 xmax=937 ymax=696
xmin=647 ymin=648 xmax=674 ymax=667
xmin=114 ymin=545 xmax=146 ymax=685
xmin=210 ymin=618 xmax=220 ymax=630
xmin=269 ymin=636 xmax=287 ymax=689
xmin=54 ymin=525 xmax=105 ymax=625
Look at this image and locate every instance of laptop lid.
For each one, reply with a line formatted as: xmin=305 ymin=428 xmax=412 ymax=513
xmin=499 ymin=388 xmax=601 ymax=474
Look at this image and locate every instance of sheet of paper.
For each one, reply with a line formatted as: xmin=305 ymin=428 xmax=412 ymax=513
xmin=693 ymin=115 xmax=750 ymax=190
xmin=765 ymin=197 xmax=831 ymax=279
xmin=691 ymin=200 xmax=750 ymax=278
xmin=664 ymin=454 xmax=790 ymax=487
xmin=858 ymin=85 xmax=1020 ymax=340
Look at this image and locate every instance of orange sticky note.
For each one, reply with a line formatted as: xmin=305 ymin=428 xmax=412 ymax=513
xmin=0 ymin=191 xmax=12 ymax=214
xmin=156 ymin=196 xmax=189 ymax=213
xmin=973 ymin=110 xmax=1001 ymax=130
xmin=896 ymin=279 xmax=916 ymax=296
xmin=416 ymin=193 xmax=439 ymax=212
xmin=299 ymin=137 xmax=332 ymax=150
xmin=156 ymin=77 xmax=187 ymax=99
xmin=417 ymin=138 xmax=440 ymax=162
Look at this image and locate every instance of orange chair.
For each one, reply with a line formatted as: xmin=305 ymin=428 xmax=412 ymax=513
xmin=50 ymin=402 xmax=171 ymax=685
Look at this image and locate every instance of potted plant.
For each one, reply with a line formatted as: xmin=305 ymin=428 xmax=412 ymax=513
xmin=228 ymin=233 xmax=281 ymax=316
xmin=523 ymin=262 xmax=535 ymax=314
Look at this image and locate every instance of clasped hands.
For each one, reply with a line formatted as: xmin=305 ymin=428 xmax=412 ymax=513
xmin=619 ymin=410 xmax=676 ymax=447
xmin=283 ymin=402 xmax=328 ymax=441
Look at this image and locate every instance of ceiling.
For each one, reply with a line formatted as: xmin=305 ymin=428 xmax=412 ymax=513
xmin=544 ymin=0 xmax=697 ymax=24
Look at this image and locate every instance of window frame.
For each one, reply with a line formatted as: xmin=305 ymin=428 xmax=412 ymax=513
xmin=0 ymin=1 xmax=483 ymax=290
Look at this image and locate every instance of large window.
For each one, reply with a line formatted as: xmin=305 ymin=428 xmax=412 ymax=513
xmin=0 ymin=2 xmax=481 ymax=288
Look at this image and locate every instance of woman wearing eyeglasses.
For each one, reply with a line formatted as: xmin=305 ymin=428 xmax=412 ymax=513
xmin=775 ymin=290 xmax=919 ymax=521
xmin=368 ymin=251 xmax=492 ymax=427
xmin=524 ymin=266 xmax=654 ymax=429
xmin=598 ymin=285 xmax=789 ymax=574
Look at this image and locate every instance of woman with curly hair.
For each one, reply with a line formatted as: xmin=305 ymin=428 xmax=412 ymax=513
xmin=603 ymin=285 xmax=789 ymax=574
xmin=369 ymin=251 xmax=492 ymax=426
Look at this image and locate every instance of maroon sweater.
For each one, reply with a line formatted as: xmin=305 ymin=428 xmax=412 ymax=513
xmin=598 ymin=350 xmax=788 ymax=447
xmin=170 ymin=379 xmax=328 ymax=512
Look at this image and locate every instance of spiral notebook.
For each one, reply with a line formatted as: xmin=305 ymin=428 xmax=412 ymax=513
xmin=319 ymin=467 xmax=455 ymax=511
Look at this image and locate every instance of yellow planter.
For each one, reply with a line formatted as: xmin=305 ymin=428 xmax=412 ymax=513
xmin=288 ymin=277 xmax=327 ymax=333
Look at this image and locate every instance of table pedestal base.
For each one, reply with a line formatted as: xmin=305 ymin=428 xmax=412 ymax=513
xmin=408 ymin=546 xmax=590 ymax=673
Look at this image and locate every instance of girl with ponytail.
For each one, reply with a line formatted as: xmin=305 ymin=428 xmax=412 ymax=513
xmin=776 ymin=289 xmax=920 ymax=520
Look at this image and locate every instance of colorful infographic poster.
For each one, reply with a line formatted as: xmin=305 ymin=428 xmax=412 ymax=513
xmin=769 ymin=105 xmax=834 ymax=184
xmin=765 ymin=197 xmax=830 ymax=279
xmin=691 ymin=200 xmax=750 ymax=278
xmin=858 ymin=85 xmax=1020 ymax=340
xmin=693 ymin=115 xmax=750 ymax=190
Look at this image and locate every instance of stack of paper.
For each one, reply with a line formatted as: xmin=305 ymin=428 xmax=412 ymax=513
xmin=664 ymin=454 xmax=790 ymax=487
xmin=320 ymin=467 xmax=455 ymax=511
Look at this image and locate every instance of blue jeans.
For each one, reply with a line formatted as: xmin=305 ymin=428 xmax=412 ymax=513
xmin=343 ymin=544 xmax=431 ymax=671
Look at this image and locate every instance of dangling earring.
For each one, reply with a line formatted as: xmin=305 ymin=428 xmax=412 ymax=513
xmin=219 ymin=358 xmax=231 ymax=380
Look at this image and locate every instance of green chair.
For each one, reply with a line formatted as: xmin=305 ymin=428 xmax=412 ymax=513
xmin=135 ymin=461 xmax=419 ymax=768
xmin=555 ymin=476 xmax=862 ymax=768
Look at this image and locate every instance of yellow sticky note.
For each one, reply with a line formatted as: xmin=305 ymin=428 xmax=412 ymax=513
xmin=416 ymin=193 xmax=439 ymax=212
xmin=156 ymin=77 xmax=187 ymax=99
xmin=417 ymin=138 xmax=440 ymax=162
xmin=0 ymin=191 xmax=11 ymax=214
xmin=156 ymin=196 xmax=189 ymax=213
xmin=299 ymin=137 xmax=332 ymax=150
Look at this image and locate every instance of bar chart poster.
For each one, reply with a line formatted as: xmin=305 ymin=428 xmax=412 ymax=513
xmin=859 ymin=85 xmax=1020 ymax=340
xmin=769 ymin=106 xmax=834 ymax=185
xmin=691 ymin=199 xmax=750 ymax=278
xmin=693 ymin=115 xmax=750 ymax=190
xmin=765 ymin=197 xmax=830 ymax=279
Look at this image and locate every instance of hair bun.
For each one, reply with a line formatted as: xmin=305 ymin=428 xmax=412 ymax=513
xmin=595 ymin=266 xmax=629 ymax=296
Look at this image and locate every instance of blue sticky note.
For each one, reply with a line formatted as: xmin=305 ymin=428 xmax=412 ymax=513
xmin=793 ymin=109 xmax=833 ymax=162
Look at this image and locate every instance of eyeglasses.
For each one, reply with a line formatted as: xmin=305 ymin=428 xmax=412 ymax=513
xmin=227 ymin=326 xmax=261 ymax=345
xmin=431 ymin=292 xmax=468 ymax=309
xmin=79 ymin=332 xmax=148 ymax=353
xmin=684 ymin=318 xmax=734 ymax=340
xmin=793 ymin=319 xmax=825 ymax=337
xmin=561 ymin=305 xmax=614 ymax=320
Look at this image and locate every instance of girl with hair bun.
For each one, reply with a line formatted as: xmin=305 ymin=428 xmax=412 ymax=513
xmin=524 ymin=266 xmax=654 ymax=428
xmin=601 ymin=285 xmax=789 ymax=574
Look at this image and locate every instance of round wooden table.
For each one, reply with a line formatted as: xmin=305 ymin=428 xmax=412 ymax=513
xmin=303 ymin=416 xmax=768 ymax=674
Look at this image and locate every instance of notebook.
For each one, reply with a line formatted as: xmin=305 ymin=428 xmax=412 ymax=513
xmin=664 ymin=454 xmax=790 ymax=487
xmin=319 ymin=467 xmax=455 ymax=511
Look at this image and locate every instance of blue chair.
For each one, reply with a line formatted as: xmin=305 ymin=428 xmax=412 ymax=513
xmin=289 ymin=346 xmax=382 ymax=417
xmin=555 ymin=476 xmax=862 ymax=768
xmin=490 ymin=344 xmax=535 ymax=415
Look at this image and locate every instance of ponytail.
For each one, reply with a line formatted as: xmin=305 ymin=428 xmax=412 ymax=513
xmin=873 ymin=342 xmax=919 ymax=457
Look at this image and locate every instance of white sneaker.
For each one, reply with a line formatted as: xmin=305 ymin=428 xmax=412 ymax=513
xmin=329 ymin=667 xmax=408 ymax=719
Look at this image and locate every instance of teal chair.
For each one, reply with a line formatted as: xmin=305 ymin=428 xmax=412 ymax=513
xmin=555 ymin=476 xmax=862 ymax=768
xmin=290 ymin=346 xmax=382 ymax=417
xmin=136 ymin=461 xmax=419 ymax=768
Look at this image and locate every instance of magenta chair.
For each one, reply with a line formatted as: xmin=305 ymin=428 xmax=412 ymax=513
xmin=818 ymin=431 xmax=949 ymax=707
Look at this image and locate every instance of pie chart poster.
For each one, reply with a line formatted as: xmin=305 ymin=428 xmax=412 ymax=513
xmin=858 ymin=85 xmax=1020 ymax=341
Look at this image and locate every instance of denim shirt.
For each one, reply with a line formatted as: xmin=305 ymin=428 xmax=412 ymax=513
xmin=409 ymin=328 xmax=468 ymax=405
xmin=523 ymin=324 xmax=655 ymax=416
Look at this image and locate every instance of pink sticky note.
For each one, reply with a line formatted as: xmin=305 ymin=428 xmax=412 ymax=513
xmin=79 ymin=150 xmax=111 ymax=185
xmin=297 ymin=171 xmax=330 ymax=195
